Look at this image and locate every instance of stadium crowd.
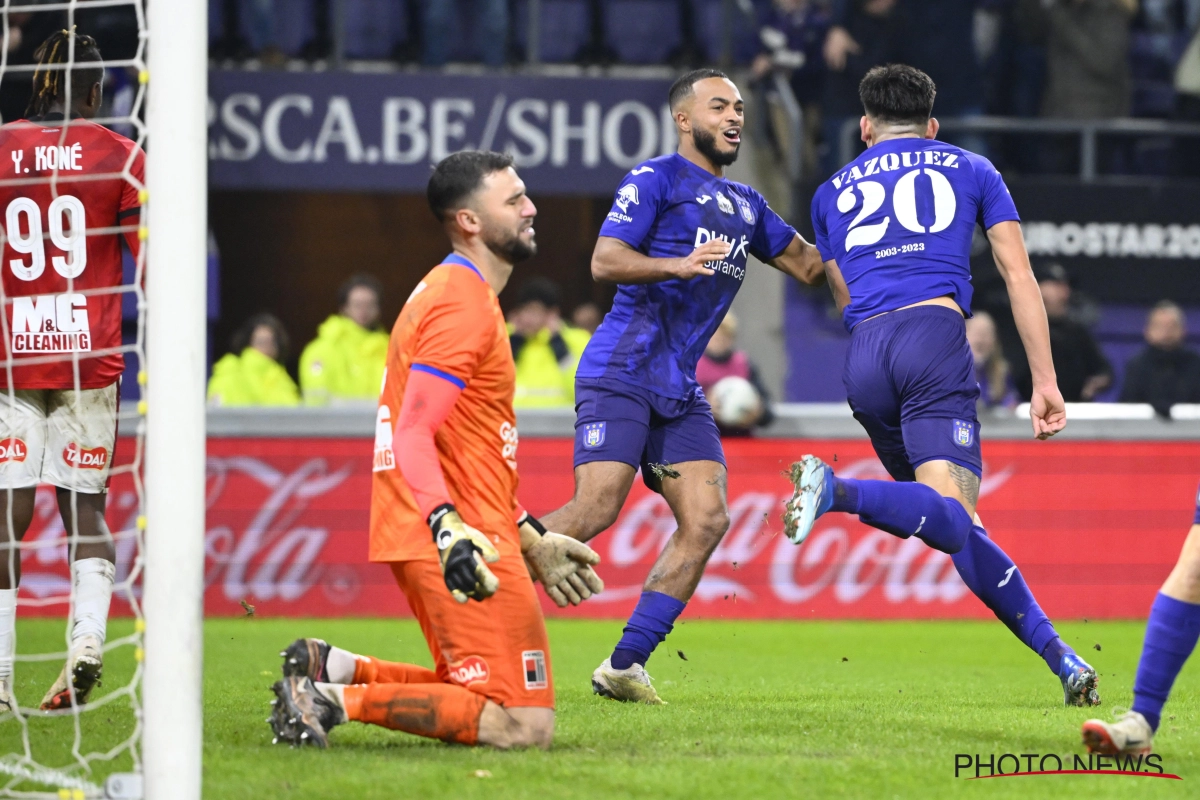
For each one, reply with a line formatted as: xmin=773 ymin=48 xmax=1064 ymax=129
xmin=207 ymin=1 xmax=1200 ymax=173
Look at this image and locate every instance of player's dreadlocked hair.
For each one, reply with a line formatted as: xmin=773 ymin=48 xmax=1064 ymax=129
xmin=25 ymin=28 xmax=104 ymax=119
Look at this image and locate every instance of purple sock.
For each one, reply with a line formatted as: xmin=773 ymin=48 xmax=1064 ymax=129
xmin=611 ymin=591 xmax=687 ymax=670
xmin=951 ymin=525 xmax=1069 ymax=673
xmin=831 ymin=477 xmax=971 ymax=554
xmin=1132 ymin=593 xmax=1200 ymax=732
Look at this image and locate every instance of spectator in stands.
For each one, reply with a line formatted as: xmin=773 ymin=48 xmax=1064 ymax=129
xmin=966 ymin=311 xmax=1019 ymax=411
xmin=0 ymin=7 xmax=65 ymax=122
xmin=1021 ymin=0 xmax=1135 ymax=172
xmin=1037 ymin=0 xmax=1135 ymax=118
xmin=424 ymin=0 xmax=508 ymax=67
xmin=826 ymin=0 xmax=986 ymax=154
xmin=207 ymin=314 xmax=299 ymax=407
xmin=508 ymin=278 xmax=590 ymax=408
xmin=1174 ymin=24 xmax=1200 ymax=175
xmin=820 ymin=0 xmax=905 ymax=176
xmin=299 ymin=274 xmax=389 ymax=406
xmin=1021 ymin=262 xmax=1113 ymax=402
xmin=697 ymin=312 xmax=774 ymax=436
xmin=571 ymin=302 xmax=603 ymax=335
xmin=1120 ymin=301 xmax=1200 ymax=416
xmin=751 ymin=0 xmax=831 ymax=176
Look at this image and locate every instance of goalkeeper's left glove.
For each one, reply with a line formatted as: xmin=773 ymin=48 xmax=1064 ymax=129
xmin=519 ymin=513 xmax=605 ymax=608
xmin=429 ymin=504 xmax=500 ymax=603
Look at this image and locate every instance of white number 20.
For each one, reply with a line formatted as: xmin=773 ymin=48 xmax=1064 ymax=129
xmin=838 ymin=168 xmax=957 ymax=251
xmin=5 ymin=194 xmax=88 ymax=281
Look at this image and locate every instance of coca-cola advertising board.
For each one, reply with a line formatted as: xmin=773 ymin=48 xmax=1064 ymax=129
xmin=15 ymin=437 xmax=1198 ymax=619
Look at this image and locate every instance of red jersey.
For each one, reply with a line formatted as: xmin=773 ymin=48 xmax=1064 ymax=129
xmin=0 ymin=116 xmax=144 ymax=389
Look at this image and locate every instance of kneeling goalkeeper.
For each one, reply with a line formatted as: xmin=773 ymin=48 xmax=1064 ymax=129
xmin=269 ymin=151 xmax=603 ymax=749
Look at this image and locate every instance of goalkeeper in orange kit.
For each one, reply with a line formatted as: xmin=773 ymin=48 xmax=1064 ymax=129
xmin=268 ymin=151 xmax=604 ymax=749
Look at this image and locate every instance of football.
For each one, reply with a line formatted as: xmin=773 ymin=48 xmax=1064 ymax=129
xmin=710 ymin=376 xmax=762 ymax=427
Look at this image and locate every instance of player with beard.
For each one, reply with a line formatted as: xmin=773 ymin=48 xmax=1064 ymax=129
xmin=269 ymin=151 xmax=604 ymax=749
xmin=537 ymin=69 xmax=828 ymax=703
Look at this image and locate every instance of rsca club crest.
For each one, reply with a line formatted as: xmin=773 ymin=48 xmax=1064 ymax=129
xmin=716 ymin=191 xmax=735 ymax=215
xmin=615 ymin=184 xmax=639 ymax=213
xmin=583 ymin=422 xmax=606 ymax=448
xmin=734 ymin=194 xmax=755 ymax=225
xmin=952 ymin=419 xmax=974 ymax=448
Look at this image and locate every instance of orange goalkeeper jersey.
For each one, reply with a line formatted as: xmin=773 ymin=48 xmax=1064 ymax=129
xmin=369 ymin=255 xmax=520 ymax=563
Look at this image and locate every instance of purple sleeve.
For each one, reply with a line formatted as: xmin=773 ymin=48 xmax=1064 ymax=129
xmin=974 ymin=155 xmax=1021 ymax=229
xmin=811 ymin=185 xmax=834 ymax=262
xmin=1194 ymin=480 xmax=1200 ymax=525
xmin=598 ymin=165 xmax=667 ymax=250
xmin=749 ymin=192 xmax=797 ymax=262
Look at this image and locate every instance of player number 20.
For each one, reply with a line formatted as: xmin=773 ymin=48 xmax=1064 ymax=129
xmin=4 ymin=194 xmax=88 ymax=281
xmin=837 ymin=168 xmax=956 ymax=251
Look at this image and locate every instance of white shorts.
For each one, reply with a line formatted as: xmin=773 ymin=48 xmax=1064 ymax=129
xmin=0 ymin=384 xmax=118 ymax=494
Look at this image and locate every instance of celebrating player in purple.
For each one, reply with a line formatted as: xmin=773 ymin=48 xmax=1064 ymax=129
xmin=538 ymin=69 xmax=827 ymax=703
xmin=788 ymin=64 xmax=1100 ymax=706
xmin=1080 ymin=484 xmax=1200 ymax=754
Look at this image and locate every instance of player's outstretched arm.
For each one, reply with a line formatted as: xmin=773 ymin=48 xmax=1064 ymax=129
xmin=766 ymin=234 xmax=828 ymax=286
xmin=987 ymin=220 xmax=1066 ymax=440
xmin=591 ymin=236 xmax=729 ymax=284
xmin=518 ymin=512 xmax=605 ymax=608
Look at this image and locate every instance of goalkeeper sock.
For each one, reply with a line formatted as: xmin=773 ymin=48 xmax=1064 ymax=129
xmin=313 ymin=682 xmax=350 ymax=724
xmin=0 ymin=588 xmax=14 ymax=684
xmin=832 ymin=477 xmax=971 ymax=554
xmin=610 ymin=591 xmax=686 ymax=670
xmin=342 ymin=682 xmax=486 ymax=745
xmin=350 ymin=654 xmax=439 ymax=685
xmin=323 ymin=646 xmax=358 ymax=683
xmin=71 ymin=558 xmax=115 ymax=645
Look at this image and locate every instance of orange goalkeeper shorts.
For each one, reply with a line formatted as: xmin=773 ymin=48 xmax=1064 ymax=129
xmin=391 ymin=555 xmax=555 ymax=709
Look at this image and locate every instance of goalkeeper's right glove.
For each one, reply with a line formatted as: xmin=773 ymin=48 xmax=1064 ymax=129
xmin=428 ymin=504 xmax=501 ymax=603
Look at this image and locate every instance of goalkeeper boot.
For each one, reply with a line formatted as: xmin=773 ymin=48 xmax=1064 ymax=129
xmin=0 ymin=680 xmax=14 ymax=715
xmin=40 ymin=635 xmax=103 ymax=711
xmin=269 ymin=676 xmax=341 ymax=749
xmin=591 ymin=658 xmax=665 ymax=705
xmin=1082 ymin=711 xmax=1153 ymax=755
xmin=1060 ymin=652 xmax=1101 ymax=707
xmin=784 ymin=455 xmax=834 ymax=545
xmin=281 ymin=638 xmax=332 ymax=682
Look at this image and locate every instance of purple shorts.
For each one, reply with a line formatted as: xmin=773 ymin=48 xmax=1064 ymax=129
xmin=843 ymin=305 xmax=982 ymax=482
xmin=573 ymin=377 xmax=725 ymax=492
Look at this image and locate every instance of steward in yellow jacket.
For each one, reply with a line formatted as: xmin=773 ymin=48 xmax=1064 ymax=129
xmin=207 ymin=314 xmax=300 ymax=407
xmin=506 ymin=278 xmax=590 ymax=408
xmin=299 ymin=275 xmax=389 ymax=405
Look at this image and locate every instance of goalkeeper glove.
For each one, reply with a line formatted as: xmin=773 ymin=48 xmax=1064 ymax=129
xmin=519 ymin=513 xmax=605 ymax=608
xmin=428 ymin=504 xmax=500 ymax=603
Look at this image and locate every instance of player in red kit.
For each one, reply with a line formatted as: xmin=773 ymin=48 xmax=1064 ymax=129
xmin=0 ymin=30 xmax=144 ymax=713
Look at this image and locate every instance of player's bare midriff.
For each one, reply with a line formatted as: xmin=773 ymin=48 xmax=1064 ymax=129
xmin=858 ymin=295 xmax=963 ymax=326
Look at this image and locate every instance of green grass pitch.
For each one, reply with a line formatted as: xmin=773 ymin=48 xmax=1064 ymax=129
xmin=1 ymin=617 xmax=1198 ymax=798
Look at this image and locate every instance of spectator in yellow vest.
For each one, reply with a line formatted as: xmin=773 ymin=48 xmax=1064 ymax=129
xmin=299 ymin=274 xmax=390 ymax=405
xmin=207 ymin=314 xmax=300 ymax=407
xmin=507 ymin=278 xmax=590 ymax=408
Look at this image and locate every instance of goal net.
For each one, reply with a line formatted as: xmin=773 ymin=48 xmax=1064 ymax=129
xmin=0 ymin=2 xmax=151 ymax=797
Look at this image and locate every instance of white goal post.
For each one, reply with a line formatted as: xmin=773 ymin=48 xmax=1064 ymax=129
xmin=143 ymin=0 xmax=207 ymax=797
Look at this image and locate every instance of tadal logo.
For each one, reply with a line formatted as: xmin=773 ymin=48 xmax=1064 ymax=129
xmin=448 ymin=656 xmax=490 ymax=686
xmin=62 ymin=442 xmax=108 ymax=470
xmin=0 ymin=438 xmax=27 ymax=463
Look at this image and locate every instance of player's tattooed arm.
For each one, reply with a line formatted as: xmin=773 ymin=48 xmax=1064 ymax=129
xmin=948 ymin=463 xmax=980 ymax=509
xmin=592 ymin=236 xmax=728 ymax=284
xmin=766 ymin=234 xmax=827 ymax=286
